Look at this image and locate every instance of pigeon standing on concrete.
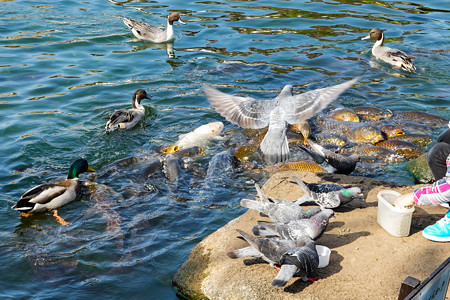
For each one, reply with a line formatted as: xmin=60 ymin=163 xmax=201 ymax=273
xmin=299 ymin=138 xmax=360 ymax=175
xmin=252 ymin=208 xmax=335 ymax=241
xmin=293 ymin=176 xmax=363 ymax=208
xmin=227 ymin=230 xmax=319 ymax=287
xmin=240 ymin=184 xmax=321 ymax=223
xmin=203 ymin=77 xmax=360 ymax=164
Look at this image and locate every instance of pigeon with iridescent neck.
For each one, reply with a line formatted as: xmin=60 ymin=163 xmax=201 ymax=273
xmin=293 ymin=176 xmax=363 ymax=208
xmin=252 ymin=208 xmax=335 ymax=241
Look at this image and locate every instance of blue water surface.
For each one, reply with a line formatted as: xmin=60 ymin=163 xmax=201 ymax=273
xmin=0 ymin=0 xmax=449 ymax=299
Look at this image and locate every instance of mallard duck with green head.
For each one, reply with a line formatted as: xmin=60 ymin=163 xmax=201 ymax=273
xmin=12 ymin=159 xmax=95 ymax=225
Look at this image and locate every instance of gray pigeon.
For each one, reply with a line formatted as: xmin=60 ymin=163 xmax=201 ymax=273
xmin=299 ymin=138 xmax=360 ymax=175
xmin=293 ymin=176 xmax=363 ymax=208
xmin=227 ymin=230 xmax=319 ymax=287
xmin=252 ymin=208 xmax=335 ymax=241
xmin=203 ymin=77 xmax=360 ymax=164
xmin=240 ymin=184 xmax=321 ymax=223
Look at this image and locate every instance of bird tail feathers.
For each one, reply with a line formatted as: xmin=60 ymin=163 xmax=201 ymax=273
xmin=252 ymin=221 xmax=278 ymax=236
xmin=254 ymin=183 xmax=269 ymax=203
xmin=123 ymin=18 xmax=134 ymax=30
xmin=240 ymin=199 xmax=263 ymax=212
xmin=293 ymin=176 xmax=311 ymax=197
xmin=11 ymin=204 xmax=33 ymax=212
xmin=294 ymin=194 xmax=310 ymax=205
xmin=227 ymin=246 xmax=261 ymax=259
xmin=236 ymin=229 xmax=260 ymax=250
xmin=105 ymin=123 xmax=119 ymax=133
xmin=298 ymin=145 xmax=325 ymax=164
xmin=272 ymin=263 xmax=298 ymax=287
xmin=306 ymin=139 xmax=326 ymax=157
xmin=260 ymin=126 xmax=290 ymax=164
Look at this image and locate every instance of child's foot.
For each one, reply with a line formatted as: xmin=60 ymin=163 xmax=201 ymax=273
xmin=422 ymin=210 xmax=450 ymax=242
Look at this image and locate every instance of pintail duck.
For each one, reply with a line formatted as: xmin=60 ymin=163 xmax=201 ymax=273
xmin=12 ymin=159 xmax=95 ymax=225
xmin=362 ymin=28 xmax=416 ymax=72
xmin=105 ymin=89 xmax=151 ymax=133
xmin=123 ymin=12 xmax=185 ymax=43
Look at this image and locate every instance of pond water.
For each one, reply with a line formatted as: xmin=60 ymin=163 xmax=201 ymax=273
xmin=0 ymin=0 xmax=449 ymax=298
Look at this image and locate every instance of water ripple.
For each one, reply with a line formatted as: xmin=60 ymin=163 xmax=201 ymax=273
xmin=0 ymin=0 xmax=449 ymax=298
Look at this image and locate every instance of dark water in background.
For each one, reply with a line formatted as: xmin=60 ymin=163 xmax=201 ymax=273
xmin=0 ymin=0 xmax=449 ymax=298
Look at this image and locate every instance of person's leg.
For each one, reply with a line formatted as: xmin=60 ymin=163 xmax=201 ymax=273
xmin=437 ymin=127 xmax=450 ymax=144
xmin=427 ymin=142 xmax=450 ymax=181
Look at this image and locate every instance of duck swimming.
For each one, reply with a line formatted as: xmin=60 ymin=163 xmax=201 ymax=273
xmin=123 ymin=12 xmax=185 ymax=43
xmin=105 ymin=89 xmax=151 ymax=133
xmin=12 ymin=159 xmax=95 ymax=225
xmin=362 ymin=28 xmax=416 ymax=72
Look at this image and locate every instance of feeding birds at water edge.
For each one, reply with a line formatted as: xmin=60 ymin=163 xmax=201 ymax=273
xmin=293 ymin=176 xmax=363 ymax=208
xmin=240 ymin=183 xmax=321 ymax=223
xmin=362 ymin=28 xmax=416 ymax=72
xmin=299 ymin=138 xmax=360 ymax=175
xmin=252 ymin=208 xmax=335 ymax=241
xmin=11 ymin=159 xmax=95 ymax=225
xmin=227 ymin=230 xmax=319 ymax=287
xmin=203 ymin=76 xmax=360 ymax=164
xmin=123 ymin=12 xmax=186 ymax=43
xmin=105 ymin=89 xmax=151 ymax=133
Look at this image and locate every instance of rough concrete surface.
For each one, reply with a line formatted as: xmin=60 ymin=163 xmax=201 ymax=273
xmin=173 ymin=171 xmax=450 ymax=300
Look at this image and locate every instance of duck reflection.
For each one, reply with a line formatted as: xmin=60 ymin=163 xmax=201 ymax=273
xmin=126 ymin=41 xmax=174 ymax=58
xmin=163 ymin=41 xmax=175 ymax=58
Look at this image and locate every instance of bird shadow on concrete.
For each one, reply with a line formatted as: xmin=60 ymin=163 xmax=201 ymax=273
xmin=326 ymin=220 xmax=345 ymax=230
xmin=321 ymin=231 xmax=371 ymax=249
xmin=338 ymin=199 xmax=378 ymax=210
xmin=242 ymin=257 xmax=270 ymax=266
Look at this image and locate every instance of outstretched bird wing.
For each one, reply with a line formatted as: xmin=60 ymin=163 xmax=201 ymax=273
xmin=203 ymin=85 xmax=274 ymax=129
xmin=283 ymin=76 xmax=360 ymax=125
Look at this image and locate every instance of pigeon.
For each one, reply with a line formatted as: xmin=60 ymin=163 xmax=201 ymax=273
xmin=203 ymin=76 xmax=360 ymax=164
xmin=252 ymin=208 xmax=335 ymax=241
xmin=293 ymin=176 xmax=363 ymax=208
xmin=227 ymin=230 xmax=319 ymax=287
xmin=299 ymin=138 xmax=360 ymax=175
xmin=240 ymin=183 xmax=321 ymax=223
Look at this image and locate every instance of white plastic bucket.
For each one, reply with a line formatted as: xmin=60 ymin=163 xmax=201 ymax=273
xmin=377 ymin=190 xmax=415 ymax=237
xmin=316 ymin=245 xmax=331 ymax=268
